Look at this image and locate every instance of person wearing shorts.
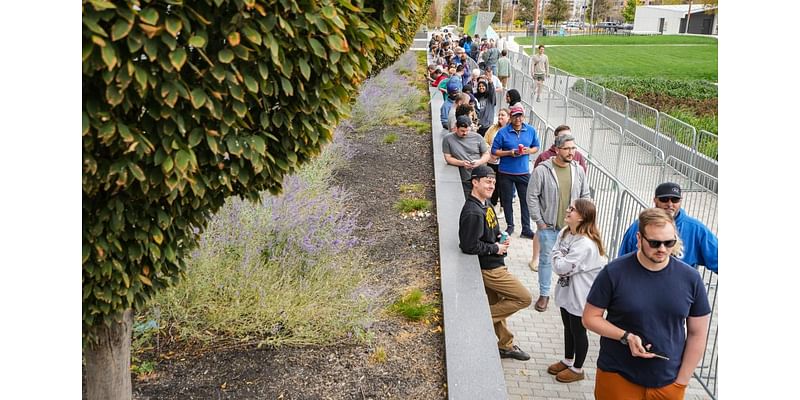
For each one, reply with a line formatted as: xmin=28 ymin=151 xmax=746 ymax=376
xmin=530 ymin=45 xmax=549 ymax=102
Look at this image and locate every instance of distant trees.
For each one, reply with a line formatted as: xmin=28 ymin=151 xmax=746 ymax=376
xmin=622 ymin=0 xmax=639 ymax=23
xmin=545 ymin=0 xmax=571 ymax=25
xmin=585 ymin=0 xmax=611 ymax=23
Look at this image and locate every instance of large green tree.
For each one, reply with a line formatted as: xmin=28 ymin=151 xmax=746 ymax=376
xmin=514 ymin=0 xmax=537 ymax=24
xmin=544 ymin=0 xmax=570 ymax=25
xmin=622 ymin=0 xmax=639 ymax=23
xmin=443 ymin=0 xmax=458 ymax=25
xmin=82 ymin=0 xmax=429 ymax=399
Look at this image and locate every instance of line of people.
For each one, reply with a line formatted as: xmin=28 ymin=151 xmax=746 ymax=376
xmin=427 ymin=41 xmax=719 ymax=398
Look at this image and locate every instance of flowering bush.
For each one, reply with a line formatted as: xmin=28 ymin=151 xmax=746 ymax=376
xmin=147 ymin=131 xmax=371 ymax=346
xmin=350 ymin=51 xmax=423 ymax=130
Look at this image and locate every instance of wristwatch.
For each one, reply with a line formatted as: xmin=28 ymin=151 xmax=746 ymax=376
xmin=620 ymin=331 xmax=630 ymax=345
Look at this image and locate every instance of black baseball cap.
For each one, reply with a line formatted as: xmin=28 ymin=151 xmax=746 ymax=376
xmin=470 ymin=165 xmax=495 ymax=180
xmin=655 ymin=182 xmax=682 ymax=199
xmin=456 ymin=115 xmax=471 ymax=128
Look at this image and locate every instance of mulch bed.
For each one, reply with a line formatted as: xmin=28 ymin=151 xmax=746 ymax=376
xmin=130 ymin=105 xmax=446 ymax=399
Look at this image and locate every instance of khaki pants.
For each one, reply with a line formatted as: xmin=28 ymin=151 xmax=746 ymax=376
xmin=595 ymin=369 xmax=688 ymax=400
xmin=481 ymin=266 xmax=532 ymax=350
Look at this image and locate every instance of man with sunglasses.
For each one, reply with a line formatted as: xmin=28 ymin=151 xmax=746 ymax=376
xmin=583 ymin=208 xmax=711 ymax=400
xmin=618 ymin=182 xmax=718 ymax=273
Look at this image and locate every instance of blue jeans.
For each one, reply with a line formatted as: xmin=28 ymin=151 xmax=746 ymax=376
xmin=537 ymin=227 xmax=558 ymax=296
xmin=498 ymin=173 xmax=531 ymax=234
xmin=491 ymin=64 xmax=498 ymax=76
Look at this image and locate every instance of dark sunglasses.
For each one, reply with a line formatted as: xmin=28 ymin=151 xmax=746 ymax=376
xmin=641 ymin=234 xmax=677 ymax=249
xmin=657 ymin=197 xmax=681 ymax=204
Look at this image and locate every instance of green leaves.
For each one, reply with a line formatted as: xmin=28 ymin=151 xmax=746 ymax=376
xmin=298 ymin=58 xmax=311 ymax=80
xmin=139 ymin=7 xmax=159 ymax=25
xmin=308 ymin=38 xmax=326 ymax=59
xmin=111 ymin=19 xmax=133 ymax=41
xmin=165 ymin=16 xmax=183 ymax=37
xmin=242 ymin=25 xmax=261 ymax=45
xmin=218 ymin=49 xmax=234 ymax=63
xmin=169 ymin=48 xmax=187 ymax=71
xmin=188 ymin=34 xmax=207 ymax=48
xmin=327 ymin=35 xmax=348 ymax=53
xmin=83 ymin=0 xmax=431 ymax=346
xmin=190 ymin=88 xmax=207 ymax=109
xmin=175 ymin=149 xmax=192 ymax=172
xmin=244 ymin=75 xmax=258 ymax=93
xmin=101 ymin=45 xmax=117 ymax=70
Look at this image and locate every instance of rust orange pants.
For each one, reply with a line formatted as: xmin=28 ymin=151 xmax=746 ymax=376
xmin=595 ymin=368 xmax=687 ymax=400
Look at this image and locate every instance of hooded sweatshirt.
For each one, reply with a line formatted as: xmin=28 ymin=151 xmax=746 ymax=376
xmin=527 ymin=158 xmax=591 ymax=227
xmin=458 ymin=195 xmax=505 ymax=269
xmin=474 ymin=80 xmax=496 ymax=129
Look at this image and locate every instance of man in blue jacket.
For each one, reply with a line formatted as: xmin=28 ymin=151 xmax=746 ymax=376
xmin=618 ymin=182 xmax=718 ymax=273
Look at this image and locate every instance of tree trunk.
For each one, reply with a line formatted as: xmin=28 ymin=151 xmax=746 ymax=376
xmin=85 ymin=309 xmax=133 ymax=400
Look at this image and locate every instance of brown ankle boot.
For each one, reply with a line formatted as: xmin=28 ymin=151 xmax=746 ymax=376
xmin=534 ymin=295 xmax=549 ymax=312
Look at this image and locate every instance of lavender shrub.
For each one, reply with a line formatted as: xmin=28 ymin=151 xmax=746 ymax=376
xmin=349 ymin=51 xmax=423 ymax=130
xmin=148 ymin=130 xmax=373 ymax=346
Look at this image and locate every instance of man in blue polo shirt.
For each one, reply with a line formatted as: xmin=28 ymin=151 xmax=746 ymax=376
xmin=490 ymin=105 xmax=540 ymax=238
xmin=617 ymin=182 xmax=718 ymax=274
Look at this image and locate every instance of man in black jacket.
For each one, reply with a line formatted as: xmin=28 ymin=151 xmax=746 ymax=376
xmin=459 ymin=165 xmax=533 ymax=361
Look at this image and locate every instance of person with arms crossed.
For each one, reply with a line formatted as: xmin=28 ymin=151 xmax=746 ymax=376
xmin=618 ymin=182 xmax=718 ymax=273
xmin=527 ymin=133 xmax=590 ymax=312
xmin=583 ymin=208 xmax=711 ymax=400
xmin=459 ymin=165 xmax=533 ymax=361
xmin=483 ymin=108 xmax=509 ymax=208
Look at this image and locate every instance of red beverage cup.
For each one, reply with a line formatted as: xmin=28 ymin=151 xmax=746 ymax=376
xmin=518 ymin=144 xmax=524 ymax=155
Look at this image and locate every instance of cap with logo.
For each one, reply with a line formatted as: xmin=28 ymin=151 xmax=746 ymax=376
xmin=654 ymin=182 xmax=682 ymax=199
xmin=509 ymin=105 xmax=525 ymax=116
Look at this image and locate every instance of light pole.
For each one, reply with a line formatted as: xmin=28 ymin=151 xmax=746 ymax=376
xmin=458 ymin=0 xmax=461 ymax=29
xmin=500 ymin=0 xmax=504 ymax=33
xmin=510 ymin=0 xmax=517 ymax=34
xmin=590 ymin=0 xmax=595 ymax=34
xmin=532 ymin=0 xmax=540 ymax=49
xmin=685 ymin=0 xmax=693 ymax=34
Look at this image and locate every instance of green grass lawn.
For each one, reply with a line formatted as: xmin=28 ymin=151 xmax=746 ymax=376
xmin=517 ymin=35 xmax=717 ymax=82
xmin=515 ymin=34 xmax=717 ymax=46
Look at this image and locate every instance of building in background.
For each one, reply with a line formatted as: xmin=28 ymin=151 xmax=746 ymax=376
xmin=632 ymin=3 xmax=717 ymax=35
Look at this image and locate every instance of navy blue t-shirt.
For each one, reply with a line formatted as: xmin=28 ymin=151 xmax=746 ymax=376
xmin=586 ymin=252 xmax=711 ymax=388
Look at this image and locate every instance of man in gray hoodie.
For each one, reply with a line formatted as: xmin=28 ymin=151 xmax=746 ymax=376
xmin=527 ymin=134 xmax=591 ymax=312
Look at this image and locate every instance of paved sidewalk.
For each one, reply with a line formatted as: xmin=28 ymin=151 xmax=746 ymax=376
xmin=497 ymin=186 xmax=713 ymax=400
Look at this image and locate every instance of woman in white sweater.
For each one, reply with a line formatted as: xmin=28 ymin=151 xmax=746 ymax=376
xmin=547 ymin=198 xmax=607 ymax=383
